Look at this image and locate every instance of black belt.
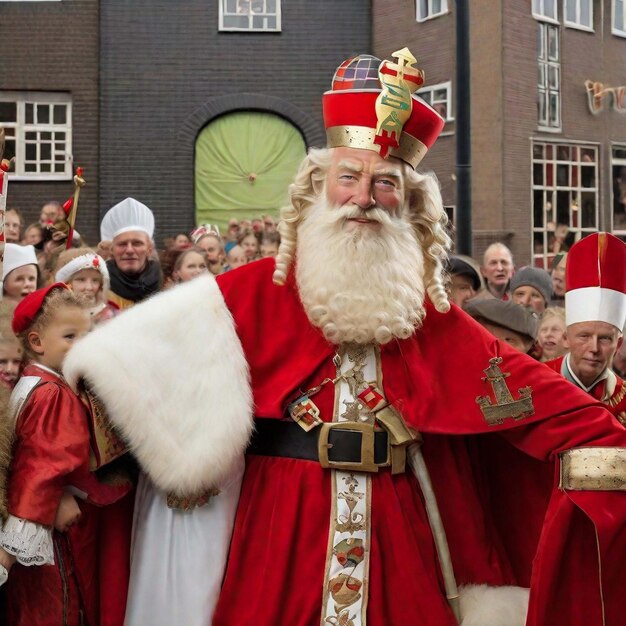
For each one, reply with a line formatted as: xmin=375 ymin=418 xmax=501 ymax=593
xmin=248 ymin=418 xmax=390 ymax=468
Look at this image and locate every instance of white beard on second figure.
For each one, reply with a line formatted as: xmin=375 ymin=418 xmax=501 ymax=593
xmin=295 ymin=196 xmax=426 ymax=345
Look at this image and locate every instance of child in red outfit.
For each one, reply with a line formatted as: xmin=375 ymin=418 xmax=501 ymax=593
xmin=0 ymin=284 xmax=131 ymax=626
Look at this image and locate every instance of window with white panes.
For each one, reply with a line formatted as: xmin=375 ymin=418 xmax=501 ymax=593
xmin=219 ymin=0 xmax=280 ymax=31
xmin=537 ymin=23 xmax=561 ymax=130
xmin=613 ymin=0 xmax=626 ymax=36
xmin=533 ymin=0 xmax=558 ymax=22
xmin=612 ymin=145 xmax=626 ymax=238
xmin=415 ymin=0 xmax=448 ymax=22
xmin=532 ymin=141 xmax=598 ymax=268
xmin=564 ymin=0 xmax=593 ymax=30
xmin=417 ymin=82 xmax=454 ymax=122
xmin=0 ymin=92 xmax=72 ymax=180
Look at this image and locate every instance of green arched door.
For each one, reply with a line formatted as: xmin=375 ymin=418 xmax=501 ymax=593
xmin=194 ymin=111 xmax=306 ymax=232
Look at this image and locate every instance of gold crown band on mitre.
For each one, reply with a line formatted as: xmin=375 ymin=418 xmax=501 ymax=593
xmin=326 ymin=125 xmax=429 ymax=169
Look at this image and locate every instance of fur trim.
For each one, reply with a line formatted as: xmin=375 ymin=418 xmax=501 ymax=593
xmin=63 ymin=275 xmax=253 ymax=496
xmin=459 ymin=584 xmax=529 ymax=626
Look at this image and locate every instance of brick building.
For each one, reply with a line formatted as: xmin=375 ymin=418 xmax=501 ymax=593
xmin=2 ymin=0 xmax=624 ymax=261
xmin=374 ymin=0 xmax=626 ymax=266
xmin=0 ymin=0 xmax=100 ymax=238
xmin=1 ymin=0 xmax=370 ymax=243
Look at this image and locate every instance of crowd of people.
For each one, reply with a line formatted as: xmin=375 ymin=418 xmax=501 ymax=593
xmin=0 ymin=46 xmax=626 ymax=626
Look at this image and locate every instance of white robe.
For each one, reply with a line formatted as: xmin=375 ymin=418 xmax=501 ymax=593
xmin=124 ymin=462 xmax=244 ymax=626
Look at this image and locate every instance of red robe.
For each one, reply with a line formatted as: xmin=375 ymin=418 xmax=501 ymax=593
xmin=5 ymin=364 xmax=132 ymax=626
xmin=545 ymin=355 xmax=626 ymax=424
xmin=212 ymin=258 xmax=626 ymax=626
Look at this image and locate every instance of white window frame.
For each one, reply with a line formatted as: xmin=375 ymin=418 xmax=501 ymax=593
xmin=219 ymin=0 xmax=281 ymax=32
xmin=531 ymin=140 xmax=599 ymax=268
xmin=415 ymin=0 xmax=448 ymax=23
xmin=417 ymin=81 xmax=454 ymax=123
xmin=611 ymin=144 xmax=626 ymax=236
xmin=537 ymin=23 xmax=561 ymax=132
xmin=563 ymin=0 xmax=593 ymax=31
xmin=613 ymin=0 xmax=626 ymax=37
xmin=532 ymin=0 xmax=559 ymax=23
xmin=0 ymin=91 xmax=72 ymax=181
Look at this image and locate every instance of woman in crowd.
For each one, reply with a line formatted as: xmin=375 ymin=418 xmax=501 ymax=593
xmin=4 ymin=209 xmax=24 ymax=244
xmin=238 ymin=228 xmax=260 ymax=262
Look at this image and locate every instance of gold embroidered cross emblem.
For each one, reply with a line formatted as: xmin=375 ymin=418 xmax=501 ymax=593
xmin=476 ymin=357 xmax=534 ymax=426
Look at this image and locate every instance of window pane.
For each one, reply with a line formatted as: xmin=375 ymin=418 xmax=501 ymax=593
xmin=549 ymin=92 xmax=559 ymax=125
xmin=546 ymin=0 xmax=556 ymax=18
xmin=267 ymin=0 xmax=276 ymax=12
xmin=3 ymin=138 xmax=15 ymax=162
xmin=224 ymin=14 xmax=249 ymax=27
xmin=613 ymin=164 xmax=626 ymax=231
xmin=226 ymin=0 xmax=238 ymax=12
xmin=533 ymin=143 xmax=544 ymax=159
xmin=37 ymin=104 xmax=50 ymax=124
xmin=548 ymin=65 xmax=558 ymax=89
xmin=40 ymin=143 xmax=51 ymax=160
xmin=40 ymin=162 xmax=51 ymax=173
xmin=557 ymin=163 xmax=568 ymax=186
xmin=581 ymin=0 xmax=591 ymax=26
xmin=537 ymin=25 xmax=545 ymax=59
xmin=266 ymin=16 xmax=276 ymax=28
xmin=419 ymin=0 xmax=428 ymax=19
xmin=538 ymin=64 xmax=546 ymax=87
xmin=25 ymin=143 xmax=36 ymax=160
xmin=533 ymin=163 xmax=544 ymax=185
xmin=581 ymin=166 xmax=595 ymax=188
xmin=55 ymin=163 xmax=65 ymax=173
xmin=532 ymin=0 xmax=540 ymax=13
xmin=533 ymin=190 xmax=545 ymax=226
xmin=581 ymin=192 xmax=596 ymax=227
xmin=252 ymin=15 xmax=266 ymax=28
xmin=556 ymin=190 xmax=570 ymax=225
xmin=581 ymin=147 xmax=595 ymax=162
xmin=25 ymin=163 xmax=36 ymax=172
xmin=53 ymin=105 xmax=66 ymax=124
xmin=616 ymin=0 xmax=624 ymax=31
xmin=538 ymin=91 xmax=547 ymax=124
xmin=433 ymin=0 xmax=442 ymax=13
xmin=41 ymin=131 xmax=51 ymax=141
xmin=0 ymin=101 xmax=16 ymax=122
xmin=565 ymin=0 xmax=576 ymax=22
xmin=25 ymin=103 xmax=33 ymax=124
xmin=548 ymin=27 xmax=558 ymax=60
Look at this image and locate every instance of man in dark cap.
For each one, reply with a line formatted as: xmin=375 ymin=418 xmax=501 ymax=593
xmin=465 ymin=299 xmax=539 ymax=354
xmin=447 ymin=255 xmax=483 ymax=308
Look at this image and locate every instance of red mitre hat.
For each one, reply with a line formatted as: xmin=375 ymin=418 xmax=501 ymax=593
xmin=323 ymin=48 xmax=445 ymax=168
xmin=12 ymin=283 xmax=69 ymax=334
xmin=565 ymin=232 xmax=626 ymax=330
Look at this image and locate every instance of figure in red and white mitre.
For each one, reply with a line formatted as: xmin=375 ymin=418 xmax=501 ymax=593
xmin=544 ymin=232 xmax=626 ymax=424
xmin=64 ymin=50 xmax=626 ymax=626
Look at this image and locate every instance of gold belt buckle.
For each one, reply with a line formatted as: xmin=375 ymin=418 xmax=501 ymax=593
xmin=318 ymin=422 xmax=381 ymax=473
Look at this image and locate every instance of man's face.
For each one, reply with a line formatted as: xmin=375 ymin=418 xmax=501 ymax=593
xmin=512 ymin=285 xmax=546 ymax=313
xmin=112 ymin=231 xmax=153 ymax=276
xmin=480 ymin=320 xmax=533 ymax=353
xmin=566 ymin=321 xmax=623 ymax=386
xmin=197 ymin=236 xmax=223 ymax=265
xmin=39 ymin=203 xmax=61 ymax=227
xmin=551 ymin=258 xmax=567 ymax=297
xmin=450 ymin=274 xmax=476 ymax=308
xmin=325 ymin=147 xmax=404 ymax=231
xmin=481 ymin=247 xmax=514 ymax=288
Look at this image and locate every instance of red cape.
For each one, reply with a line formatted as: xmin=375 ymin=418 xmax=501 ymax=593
xmin=213 ymin=259 xmax=626 ymax=626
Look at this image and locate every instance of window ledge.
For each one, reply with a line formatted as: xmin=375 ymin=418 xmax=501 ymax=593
xmin=564 ymin=22 xmax=594 ymax=33
xmin=416 ymin=10 xmax=449 ymax=23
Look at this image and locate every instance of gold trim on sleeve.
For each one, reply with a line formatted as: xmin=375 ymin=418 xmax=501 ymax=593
xmin=559 ymin=447 xmax=626 ymax=491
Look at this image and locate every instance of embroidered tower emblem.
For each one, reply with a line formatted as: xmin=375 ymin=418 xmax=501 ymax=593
xmin=476 ymin=357 xmax=534 ymax=426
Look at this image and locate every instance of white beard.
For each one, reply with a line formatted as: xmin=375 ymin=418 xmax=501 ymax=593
xmin=295 ymin=197 xmax=426 ymax=345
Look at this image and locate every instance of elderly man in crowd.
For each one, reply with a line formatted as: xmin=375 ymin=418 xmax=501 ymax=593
xmin=38 ymin=200 xmax=63 ymax=228
xmin=65 ymin=50 xmax=626 ymax=626
xmin=545 ymin=232 xmax=626 ymax=424
xmin=100 ymin=197 xmax=161 ymax=309
xmin=510 ymin=266 xmax=553 ymax=314
xmin=474 ymin=242 xmax=515 ymax=301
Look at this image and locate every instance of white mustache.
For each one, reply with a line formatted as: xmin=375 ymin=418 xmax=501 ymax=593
xmin=326 ymin=204 xmax=395 ymax=226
